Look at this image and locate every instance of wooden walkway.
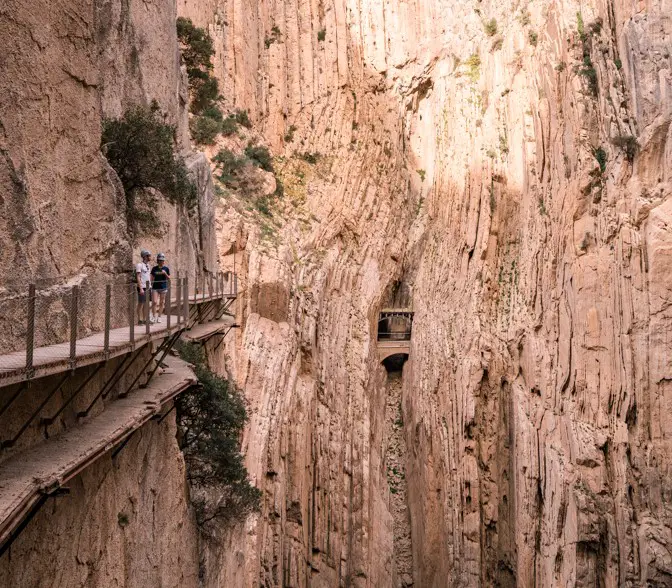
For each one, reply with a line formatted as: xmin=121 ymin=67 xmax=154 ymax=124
xmin=0 ymin=356 xmax=196 ymax=554
xmin=0 ymin=316 xmax=183 ymax=389
xmin=0 ymin=286 xmax=238 ymax=389
xmin=182 ymin=318 xmax=236 ymax=343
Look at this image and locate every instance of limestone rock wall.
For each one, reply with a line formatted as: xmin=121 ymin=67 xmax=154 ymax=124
xmin=0 ymin=0 xmax=215 ymax=284
xmin=0 ymin=417 xmax=200 ymax=588
xmin=188 ymin=0 xmax=672 ymax=585
xmin=0 ymin=0 xmax=220 ymax=585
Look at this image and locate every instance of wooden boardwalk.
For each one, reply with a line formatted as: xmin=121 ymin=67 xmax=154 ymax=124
xmin=0 ymin=316 xmax=183 ymax=389
xmin=0 ymin=286 xmax=238 ymax=554
xmin=182 ymin=318 xmax=236 ymax=343
xmin=0 ymin=357 xmax=196 ymax=554
xmin=0 ymin=286 xmax=238 ymax=389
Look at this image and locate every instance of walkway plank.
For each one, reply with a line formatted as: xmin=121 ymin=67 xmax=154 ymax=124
xmin=0 ymin=356 xmax=196 ymax=552
xmin=0 ymin=316 xmax=183 ymax=388
xmin=182 ymin=318 xmax=235 ymax=343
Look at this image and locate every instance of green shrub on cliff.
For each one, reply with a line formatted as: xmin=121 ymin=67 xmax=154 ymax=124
xmin=212 ymin=148 xmax=247 ymax=186
xmin=234 ymin=108 xmax=252 ymax=129
xmin=177 ymin=17 xmax=221 ymax=114
xmin=177 ymin=17 xmax=215 ymax=75
xmin=484 ymin=18 xmax=497 ymax=37
xmin=245 ymin=143 xmax=274 ymax=171
xmin=101 ymin=104 xmax=197 ymax=237
xmin=176 ymin=342 xmax=261 ymax=526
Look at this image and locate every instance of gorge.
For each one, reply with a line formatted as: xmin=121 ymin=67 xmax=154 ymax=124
xmin=1 ymin=0 xmax=671 ymax=586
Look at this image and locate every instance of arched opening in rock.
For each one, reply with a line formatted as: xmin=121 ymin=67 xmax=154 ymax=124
xmin=382 ymin=352 xmax=409 ymax=372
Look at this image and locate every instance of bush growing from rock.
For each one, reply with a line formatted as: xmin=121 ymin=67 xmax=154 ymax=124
xmin=220 ymin=116 xmax=238 ymax=136
xmin=190 ymin=115 xmax=221 ymax=145
xmin=101 ymin=104 xmax=197 ymax=237
xmin=213 ymin=148 xmax=248 ymax=186
xmin=484 ymin=18 xmax=498 ymax=37
xmin=245 ymin=144 xmax=273 ymax=171
xmin=176 ymin=342 xmax=260 ymax=526
xmin=177 ymin=17 xmax=221 ymax=114
xmin=234 ymin=109 xmax=252 ymax=128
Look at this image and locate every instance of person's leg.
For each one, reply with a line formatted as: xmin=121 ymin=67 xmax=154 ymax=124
xmin=137 ymin=290 xmax=145 ymax=323
xmin=161 ymin=290 xmax=167 ymax=317
xmin=151 ymin=289 xmax=159 ymax=322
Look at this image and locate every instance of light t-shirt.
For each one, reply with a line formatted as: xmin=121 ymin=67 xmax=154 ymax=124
xmin=135 ymin=262 xmax=151 ymax=289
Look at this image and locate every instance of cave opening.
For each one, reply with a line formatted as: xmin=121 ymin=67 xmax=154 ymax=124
xmin=382 ymin=352 xmax=409 ymax=372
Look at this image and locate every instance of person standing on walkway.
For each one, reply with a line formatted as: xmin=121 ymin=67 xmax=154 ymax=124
xmin=151 ymin=253 xmax=170 ymax=323
xmin=135 ymin=250 xmax=152 ymax=325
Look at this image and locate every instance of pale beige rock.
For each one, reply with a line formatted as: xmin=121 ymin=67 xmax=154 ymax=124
xmin=0 ymin=0 xmax=671 ymax=585
xmin=184 ymin=0 xmax=672 ymax=586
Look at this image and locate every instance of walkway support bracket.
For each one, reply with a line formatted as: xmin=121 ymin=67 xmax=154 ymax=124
xmin=2 ymin=373 xmax=70 ymax=448
xmin=41 ymin=362 xmax=105 ymax=427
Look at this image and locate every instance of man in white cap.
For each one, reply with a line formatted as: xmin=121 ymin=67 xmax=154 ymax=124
xmin=135 ymin=250 xmax=152 ymax=324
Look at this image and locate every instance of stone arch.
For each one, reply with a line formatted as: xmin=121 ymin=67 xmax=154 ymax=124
xmin=382 ymin=352 xmax=409 ymax=372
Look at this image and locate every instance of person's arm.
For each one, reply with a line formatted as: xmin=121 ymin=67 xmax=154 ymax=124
xmin=150 ymin=268 xmax=155 ymax=287
xmin=136 ymin=265 xmax=144 ymax=291
xmin=163 ymin=267 xmax=170 ymax=279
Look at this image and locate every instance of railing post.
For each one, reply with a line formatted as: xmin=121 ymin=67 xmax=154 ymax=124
xmin=202 ymin=274 xmax=206 ymax=301
xmin=176 ymin=277 xmax=182 ymax=325
xmin=234 ymin=272 xmax=238 ymax=296
xmin=25 ymin=284 xmax=36 ymax=376
xmin=69 ymin=285 xmax=79 ymax=369
xmin=183 ymin=278 xmax=189 ymax=324
xmin=145 ymin=280 xmax=151 ymax=335
xmin=210 ymin=274 xmax=214 ymax=300
xmin=104 ymin=284 xmax=111 ymax=357
xmin=166 ymin=279 xmax=171 ymax=331
xmin=129 ymin=284 xmax=135 ymax=344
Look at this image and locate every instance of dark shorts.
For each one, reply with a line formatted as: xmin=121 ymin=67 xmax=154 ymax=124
xmin=137 ymin=288 xmax=148 ymax=303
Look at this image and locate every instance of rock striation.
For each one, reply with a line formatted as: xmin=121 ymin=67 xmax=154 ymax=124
xmin=186 ymin=0 xmax=672 ymax=586
xmin=0 ymin=0 xmax=670 ymax=585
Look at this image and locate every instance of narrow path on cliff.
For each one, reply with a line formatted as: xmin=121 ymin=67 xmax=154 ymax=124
xmin=383 ymin=371 xmax=413 ymax=587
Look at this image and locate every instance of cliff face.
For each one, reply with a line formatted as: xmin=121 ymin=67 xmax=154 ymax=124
xmin=187 ymin=0 xmax=672 ymax=585
xmin=0 ymin=1 xmax=219 ymax=585
xmin=1 ymin=0 xmax=670 ymax=584
xmin=0 ymin=0 xmax=214 ymax=283
xmin=0 ymin=418 xmax=199 ymax=588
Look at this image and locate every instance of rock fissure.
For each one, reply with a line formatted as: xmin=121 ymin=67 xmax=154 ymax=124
xmin=383 ymin=371 xmax=413 ymax=587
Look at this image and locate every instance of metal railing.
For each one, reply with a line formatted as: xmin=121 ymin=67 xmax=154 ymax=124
xmin=188 ymin=270 xmax=238 ymax=301
xmin=0 ymin=277 xmax=183 ymax=380
xmin=377 ymin=331 xmax=412 ymax=342
xmin=0 ymin=271 xmax=238 ymax=382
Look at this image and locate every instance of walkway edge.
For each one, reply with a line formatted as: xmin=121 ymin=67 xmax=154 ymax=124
xmin=0 ymin=358 xmax=197 ymax=554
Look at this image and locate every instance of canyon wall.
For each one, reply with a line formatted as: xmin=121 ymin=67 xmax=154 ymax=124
xmin=0 ymin=0 xmax=670 ymax=585
xmin=0 ymin=0 xmax=221 ymax=585
xmin=0 ymin=0 xmax=214 ymax=284
xmin=187 ymin=0 xmax=672 ymax=585
xmin=0 ymin=416 xmax=199 ymax=588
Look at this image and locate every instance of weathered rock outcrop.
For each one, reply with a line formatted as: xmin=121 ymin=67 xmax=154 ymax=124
xmin=185 ymin=0 xmax=672 ymax=585
xmin=0 ymin=0 xmax=215 ymax=283
xmin=0 ymin=0 xmax=221 ymax=585
xmin=1 ymin=0 xmax=670 ymax=584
